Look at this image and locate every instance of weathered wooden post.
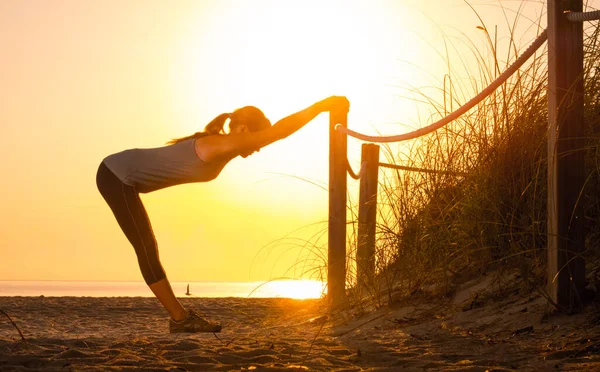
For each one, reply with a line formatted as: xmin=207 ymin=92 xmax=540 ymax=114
xmin=547 ymin=0 xmax=586 ymax=310
xmin=357 ymin=144 xmax=380 ymax=290
xmin=329 ymin=110 xmax=348 ymax=307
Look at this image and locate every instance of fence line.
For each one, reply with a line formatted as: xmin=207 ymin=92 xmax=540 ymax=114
xmin=378 ymin=162 xmax=468 ymax=177
xmin=346 ymin=159 xmax=367 ymax=180
xmin=335 ymin=8 xmax=600 ymax=145
xmin=335 ymin=29 xmax=548 ymax=143
xmin=328 ymin=3 xmax=598 ymax=309
xmin=546 ymin=0 xmax=586 ymax=311
xmin=566 ymin=10 xmax=600 ymax=22
xmin=356 ymin=144 xmax=379 ymax=291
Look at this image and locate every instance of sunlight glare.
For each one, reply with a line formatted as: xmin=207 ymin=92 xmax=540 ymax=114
xmin=252 ymin=280 xmax=326 ymax=299
xmin=160 ymin=1 xmax=429 ymax=281
xmin=171 ymin=1 xmax=420 ymax=159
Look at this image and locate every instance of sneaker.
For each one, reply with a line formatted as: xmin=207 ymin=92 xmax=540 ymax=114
xmin=169 ymin=309 xmax=222 ymax=333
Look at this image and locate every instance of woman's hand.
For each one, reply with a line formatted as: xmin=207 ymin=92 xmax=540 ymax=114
xmin=318 ymin=96 xmax=350 ymax=114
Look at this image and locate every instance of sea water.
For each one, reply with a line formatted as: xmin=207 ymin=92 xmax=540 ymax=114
xmin=0 ymin=280 xmax=326 ymax=299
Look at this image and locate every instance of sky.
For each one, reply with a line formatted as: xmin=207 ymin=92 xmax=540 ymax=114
xmin=1 ymin=0 xmax=590 ymax=283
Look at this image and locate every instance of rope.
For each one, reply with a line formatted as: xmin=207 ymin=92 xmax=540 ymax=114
xmin=379 ymin=162 xmax=468 ymax=177
xmin=566 ymin=10 xmax=600 ymax=22
xmin=335 ymin=29 xmax=548 ymax=143
xmin=347 ymin=159 xmax=367 ymax=180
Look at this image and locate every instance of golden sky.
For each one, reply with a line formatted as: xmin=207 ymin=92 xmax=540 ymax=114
xmin=0 ymin=0 xmax=561 ymax=282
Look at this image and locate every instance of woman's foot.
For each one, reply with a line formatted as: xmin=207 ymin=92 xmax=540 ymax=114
xmin=169 ymin=309 xmax=222 ymax=333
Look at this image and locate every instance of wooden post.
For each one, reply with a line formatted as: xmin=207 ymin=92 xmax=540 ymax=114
xmin=547 ymin=0 xmax=586 ymax=310
xmin=328 ymin=110 xmax=347 ymax=307
xmin=357 ymin=144 xmax=380 ymax=290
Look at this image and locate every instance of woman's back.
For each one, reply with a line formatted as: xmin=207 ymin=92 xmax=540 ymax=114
xmin=103 ymin=138 xmax=227 ymax=193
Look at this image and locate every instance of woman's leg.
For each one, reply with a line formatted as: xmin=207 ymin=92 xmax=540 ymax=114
xmin=96 ymin=163 xmax=187 ymax=321
xmin=148 ymin=279 xmax=187 ymax=321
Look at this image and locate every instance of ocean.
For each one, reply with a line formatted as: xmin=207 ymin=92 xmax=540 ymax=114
xmin=0 ymin=280 xmax=326 ymax=299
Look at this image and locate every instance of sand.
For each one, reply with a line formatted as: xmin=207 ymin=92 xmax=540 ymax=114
xmin=0 ymin=296 xmax=355 ymax=371
xmin=1 ymin=281 xmax=600 ymax=371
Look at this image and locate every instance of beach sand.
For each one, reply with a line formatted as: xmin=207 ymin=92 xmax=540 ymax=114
xmin=0 ymin=296 xmax=357 ymax=371
xmin=1 ymin=282 xmax=600 ymax=371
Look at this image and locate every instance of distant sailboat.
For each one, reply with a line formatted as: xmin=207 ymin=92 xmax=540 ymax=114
xmin=185 ymin=284 xmax=191 ymax=296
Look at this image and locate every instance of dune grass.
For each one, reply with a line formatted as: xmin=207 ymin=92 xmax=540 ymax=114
xmin=256 ymin=4 xmax=600 ymax=312
xmin=341 ymin=5 xmax=600 ymax=309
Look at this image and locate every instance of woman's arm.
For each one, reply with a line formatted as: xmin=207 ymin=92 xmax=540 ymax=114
xmin=196 ymin=96 xmax=349 ymax=162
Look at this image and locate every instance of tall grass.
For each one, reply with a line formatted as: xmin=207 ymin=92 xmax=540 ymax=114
xmin=258 ymin=5 xmax=600 ymax=312
xmin=348 ymin=7 xmax=600 ymax=308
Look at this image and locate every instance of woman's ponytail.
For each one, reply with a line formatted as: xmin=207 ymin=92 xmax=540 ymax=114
xmin=204 ymin=113 xmax=231 ymax=135
xmin=166 ymin=113 xmax=231 ymax=144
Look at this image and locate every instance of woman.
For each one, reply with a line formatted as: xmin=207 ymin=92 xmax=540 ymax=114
xmin=96 ymin=96 xmax=349 ymax=333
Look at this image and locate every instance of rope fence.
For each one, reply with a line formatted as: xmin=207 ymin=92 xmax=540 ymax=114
xmin=346 ymin=159 xmax=468 ymax=179
xmin=345 ymin=159 xmax=367 ymax=180
xmin=335 ymin=9 xmax=600 ymax=144
xmin=566 ymin=10 xmax=600 ymax=22
xmin=334 ymin=29 xmax=548 ymax=143
xmin=327 ymin=4 xmax=599 ymax=309
xmin=378 ymin=162 xmax=468 ymax=177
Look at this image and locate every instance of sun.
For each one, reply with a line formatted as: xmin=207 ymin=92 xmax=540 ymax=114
xmin=171 ymin=0 xmax=419 ymax=134
xmin=168 ymin=1 xmax=421 ymax=189
xmin=159 ymin=1 xmax=426 ymax=282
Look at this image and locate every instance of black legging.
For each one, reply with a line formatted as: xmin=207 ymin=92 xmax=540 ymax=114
xmin=96 ymin=162 xmax=166 ymax=285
